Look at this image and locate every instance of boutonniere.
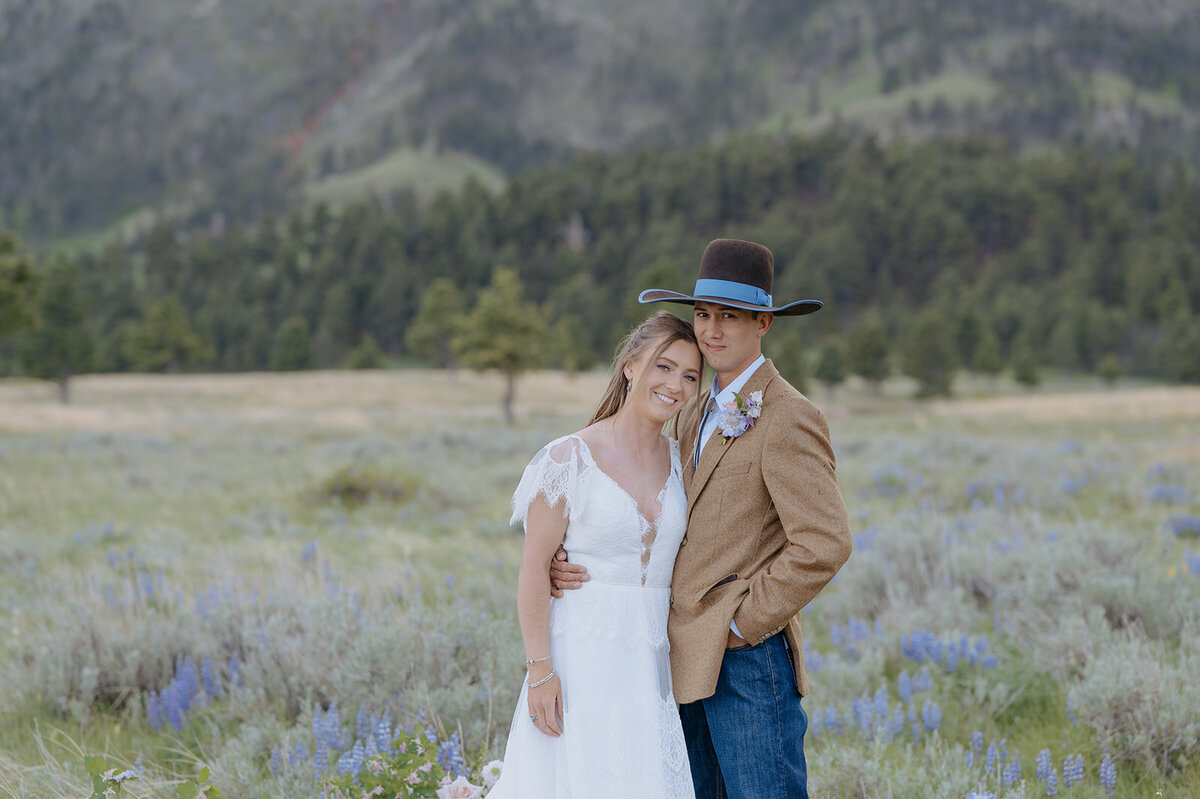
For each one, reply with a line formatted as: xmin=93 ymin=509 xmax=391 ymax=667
xmin=717 ymin=390 xmax=763 ymax=443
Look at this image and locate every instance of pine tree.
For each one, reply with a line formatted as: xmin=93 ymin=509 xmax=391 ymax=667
xmin=0 ymin=232 xmax=37 ymax=339
xmin=406 ymin=278 xmax=464 ymax=369
xmin=1011 ymin=345 xmax=1041 ymax=388
xmin=814 ymin=340 xmax=847 ymax=396
xmin=903 ymin=310 xmax=958 ymax=398
xmin=454 ymin=267 xmax=548 ymax=424
xmin=765 ymin=327 xmax=809 ymax=394
xmin=973 ymin=329 xmax=1004 ymax=379
xmin=124 ymin=295 xmax=212 ymax=373
xmin=270 ymin=316 xmax=315 ymax=371
xmin=21 ymin=257 xmax=93 ymax=403
xmin=846 ymin=311 xmax=890 ymax=392
xmin=347 ymin=333 xmax=385 ymax=370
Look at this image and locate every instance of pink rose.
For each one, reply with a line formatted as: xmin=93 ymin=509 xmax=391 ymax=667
xmin=435 ymin=776 xmax=483 ymax=799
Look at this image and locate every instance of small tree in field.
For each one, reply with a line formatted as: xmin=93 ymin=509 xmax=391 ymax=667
xmin=124 ymin=295 xmax=211 ymax=372
xmin=454 ymin=267 xmax=547 ymax=424
xmin=21 ymin=257 xmax=93 ymax=404
xmin=1011 ymin=345 xmax=1041 ymax=388
xmin=407 ymin=278 xmax=463 ymax=369
xmin=270 ymin=315 xmax=315 ymax=371
xmin=903 ymin=310 xmax=958 ymax=398
xmin=0 ymin=232 xmax=37 ymax=339
xmin=846 ymin=311 xmax=890 ymax=393
xmin=815 ymin=340 xmax=847 ymax=397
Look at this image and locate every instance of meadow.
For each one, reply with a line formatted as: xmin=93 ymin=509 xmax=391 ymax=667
xmin=0 ymin=371 xmax=1198 ymax=798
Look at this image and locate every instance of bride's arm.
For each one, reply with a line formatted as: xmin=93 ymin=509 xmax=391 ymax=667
xmin=517 ymin=495 xmax=569 ymax=737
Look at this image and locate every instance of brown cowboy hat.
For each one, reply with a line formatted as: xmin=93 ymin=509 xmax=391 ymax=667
xmin=638 ymin=238 xmax=822 ymax=316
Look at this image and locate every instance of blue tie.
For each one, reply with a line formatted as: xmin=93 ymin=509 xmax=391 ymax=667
xmin=693 ymin=394 xmax=718 ymax=471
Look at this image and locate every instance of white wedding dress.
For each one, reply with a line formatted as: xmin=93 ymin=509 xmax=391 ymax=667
xmin=487 ymin=434 xmax=695 ymax=799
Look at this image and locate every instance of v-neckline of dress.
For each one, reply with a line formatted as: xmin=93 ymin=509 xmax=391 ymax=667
xmin=567 ymin=434 xmax=675 ymax=527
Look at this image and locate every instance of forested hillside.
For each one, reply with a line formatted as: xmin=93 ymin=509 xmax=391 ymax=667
xmin=4 ymin=0 xmax=1200 ymax=244
xmin=5 ymin=132 xmax=1198 ymax=388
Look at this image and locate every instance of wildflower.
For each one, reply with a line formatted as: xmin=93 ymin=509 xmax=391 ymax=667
xmin=1099 ymin=754 xmax=1117 ymax=796
xmin=898 ymin=671 xmax=914 ymax=705
xmin=435 ymin=776 xmax=483 ymax=799
xmin=716 ymin=404 xmax=750 ymax=439
xmin=1002 ymin=754 xmax=1022 ymax=786
xmin=1063 ymin=754 xmax=1085 ymax=788
xmin=481 ymin=760 xmax=503 ymax=789
xmin=921 ymin=700 xmax=941 ymax=733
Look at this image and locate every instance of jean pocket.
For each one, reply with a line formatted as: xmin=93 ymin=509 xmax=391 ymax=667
xmin=726 ymin=643 xmax=753 ymax=652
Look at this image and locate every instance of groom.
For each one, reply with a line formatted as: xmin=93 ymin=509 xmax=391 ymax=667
xmin=554 ymin=238 xmax=852 ymax=798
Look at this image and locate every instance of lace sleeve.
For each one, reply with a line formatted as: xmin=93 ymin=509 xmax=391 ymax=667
xmin=510 ymin=436 xmax=590 ymax=527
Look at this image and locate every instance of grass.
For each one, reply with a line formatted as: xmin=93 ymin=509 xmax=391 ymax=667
xmin=1 ymin=369 xmax=1199 ymax=797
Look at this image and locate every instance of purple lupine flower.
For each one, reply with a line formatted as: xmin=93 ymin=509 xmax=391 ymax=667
xmin=437 ymin=732 xmax=466 ymax=777
xmin=145 ymin=691 xmax=164 ymax=731
xmin=1063 ymin=754 xmax=1085 ymax=788
xmin=898 ymin=671 xmax=914 ymax=705
xmin=872 ymin=688 xmax=888 ymax=722
xmin=1036 ymin=749 xmax=1053 ymax=782
xmin=1002 ymin=754 xmax=1022 ymax=786
xmin=824 ymin=706 xmax=842 ymax=735
xmin=335 ymin=740 xmax=365 ymax=777
xmin=228 ymin=655 xmax=243 ymax=688
xmin=268 ymin=745 xmax=283 ymax=776
xmin=290 ymin=743 xmax=307 ymax=767
xmin=921 ymin=700 xmax=941 ymax=732
xmin=356 ymin=705 xmax=371 ymax=742
xmin=1099 ymin=754 xmax=1117 ymax=796
xmin=985 ymin=742 xmax=998 ymax=773
xmin=201 ymin=655 xmax=220 ymax=697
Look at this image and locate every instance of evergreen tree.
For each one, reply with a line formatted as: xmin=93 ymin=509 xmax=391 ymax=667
xmin=454 ymin=267 xmax=548 ymax=424
xmin=0 ymin=232 xmax=37 ymax=339
xmin=764 ymin=327 xmax=809 ymax=394
xmin=903 ymin=310 xmax=957 ymax=397
xmin=846 ymin=311 xmax=890 ymax=392
xmin=124 ymin=295 xmax=211 ymax=373
xmin=21 ymin=257 xmax=92 ymax=403
xmin=549 ymin=316 xmax=597 ymax=376
xmin=814 ymin=340 xmax=846 ymax=396
xmin=1011 ymin=345 xmax=1041 ymax=388
xmin=1098 ymin=353 xmax=1123 ymax=387
xmin=270 ymin=316 xmax=315 ymax=371
xmin=347 ymin=333 xmax=385 ymax=370
xmin=973 ymin=329 xmax=1004 ymax=380
xmin=406 ymin=278 xmax=464 ymax=369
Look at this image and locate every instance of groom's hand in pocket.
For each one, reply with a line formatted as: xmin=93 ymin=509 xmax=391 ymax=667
xmin=549 ymin=546 xmax=589 ymax=597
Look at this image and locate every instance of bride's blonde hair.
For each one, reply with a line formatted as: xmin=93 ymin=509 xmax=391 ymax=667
xmin=588 ymin=311 xmax=700 ymax=427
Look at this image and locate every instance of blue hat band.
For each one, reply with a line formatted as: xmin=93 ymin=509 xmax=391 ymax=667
xmin=692 ymin=278 xmax=772 ymax=308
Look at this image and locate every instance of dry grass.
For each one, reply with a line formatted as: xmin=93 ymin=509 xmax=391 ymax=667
xmin=3 ymin=372 xmax=1197 ymax=436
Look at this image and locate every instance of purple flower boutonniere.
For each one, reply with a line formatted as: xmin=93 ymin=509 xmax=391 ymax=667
xmin=717 ymin=390 xmax=763 ymax=443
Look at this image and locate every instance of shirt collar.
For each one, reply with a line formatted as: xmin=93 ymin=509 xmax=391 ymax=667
xmin=708 ymin=354 xmax=766 ymax=405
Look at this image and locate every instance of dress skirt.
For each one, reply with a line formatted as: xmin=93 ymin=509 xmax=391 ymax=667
xmin=486 ymin=581 xmax=694 ymax=799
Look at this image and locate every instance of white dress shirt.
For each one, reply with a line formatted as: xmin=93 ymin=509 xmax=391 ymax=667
xmin=693 ymin=353 xmax=765 ymax=642
xmin=695 ymin=353 xmax=766 ymax=460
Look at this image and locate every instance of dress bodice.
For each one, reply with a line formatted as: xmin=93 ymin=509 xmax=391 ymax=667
xmin=511 ymin=434 xmax=687 ymax=588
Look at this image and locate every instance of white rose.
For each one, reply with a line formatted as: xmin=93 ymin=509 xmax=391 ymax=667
xmin=482 ymin=760 xmax=503 ymax=789
xmin=436 ymin=775 xmax=483 ymax=799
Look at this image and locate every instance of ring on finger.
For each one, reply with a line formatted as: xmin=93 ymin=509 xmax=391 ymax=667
xmin=530 ymin=714 xmax=538 ymax=723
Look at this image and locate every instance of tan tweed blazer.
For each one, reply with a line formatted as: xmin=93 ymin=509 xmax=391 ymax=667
xmin=670 ymin=359 xmax=852 ymax=704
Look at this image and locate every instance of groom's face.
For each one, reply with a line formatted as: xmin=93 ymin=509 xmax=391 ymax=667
xmin=693 ymin=301 xmax=773 ymax=380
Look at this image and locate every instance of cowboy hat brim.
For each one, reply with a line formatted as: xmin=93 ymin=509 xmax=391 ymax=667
xmin=638 ymin=288 xmax=823 ymax=316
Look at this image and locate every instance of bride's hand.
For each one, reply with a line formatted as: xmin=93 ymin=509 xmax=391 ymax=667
xmin=527 ymin=665 xmax=564 ymax=737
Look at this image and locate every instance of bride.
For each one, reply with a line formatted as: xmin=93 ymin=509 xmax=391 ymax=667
xmin=486 ymin=311 xmax=702 ymax=799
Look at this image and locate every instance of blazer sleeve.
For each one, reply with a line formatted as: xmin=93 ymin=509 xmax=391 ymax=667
xmin=732 ymin=398 xmax=853 ymax=644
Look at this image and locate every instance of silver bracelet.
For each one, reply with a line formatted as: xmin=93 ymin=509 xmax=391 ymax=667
xmin=525 ymin=655 xmax=551 ymax=667
xmin=527 ymin=670 xmax=555 ymax=688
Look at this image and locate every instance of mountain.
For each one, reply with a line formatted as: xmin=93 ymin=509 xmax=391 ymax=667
xmin=4 ymin=0 xmax=1200 ymax=244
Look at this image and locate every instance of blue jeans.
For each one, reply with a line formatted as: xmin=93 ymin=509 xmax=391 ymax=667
xmin=678 ymin=634 xmax=809 ymax=799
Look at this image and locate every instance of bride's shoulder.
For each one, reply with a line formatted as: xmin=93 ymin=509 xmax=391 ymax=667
xmin=540 ymin=430 xmax=595 ymax=466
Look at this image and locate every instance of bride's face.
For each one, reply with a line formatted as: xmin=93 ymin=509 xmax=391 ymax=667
xmin=623 ymin=338 xmax=702 ymax=424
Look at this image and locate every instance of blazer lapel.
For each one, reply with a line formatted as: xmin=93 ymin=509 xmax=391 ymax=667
xmin=687 ymin=359 xmax=779 ymax=513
